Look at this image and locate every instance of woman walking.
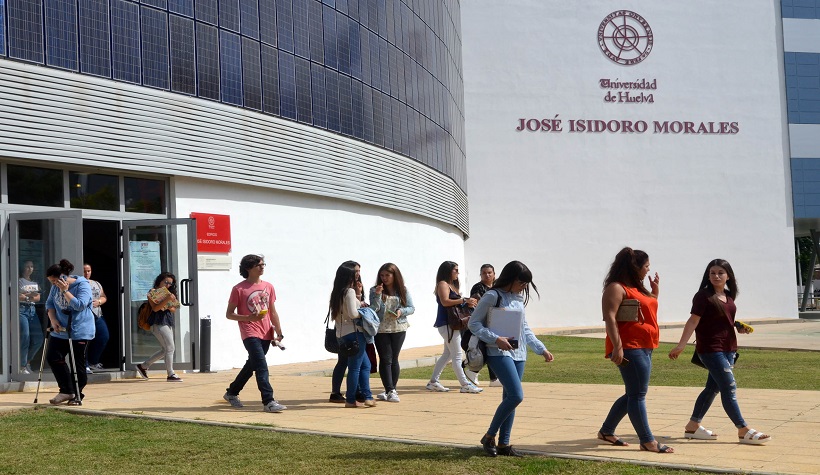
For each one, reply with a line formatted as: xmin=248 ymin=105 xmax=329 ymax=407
xmin=426 ymin=261 xmax=481 ymax=394
xmin=668 ymin=259 xmax=771 ymax=445
xmin=84 ymin=263 xmax=109 ymax=373
xmin=369 ymin=263 xmax=415 ymax=402
xmin=136 ymin=272 xmax=183 ymax=382
xmin=598 ymin=247 xmax=673 ymax=453
xmin=469 ymin=261 xmax=554 ymax=457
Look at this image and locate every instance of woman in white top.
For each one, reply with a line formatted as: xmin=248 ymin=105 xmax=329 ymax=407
xmin=330 ymin=264 xmax=375 ymax=408
xmin=84 ymin=263 xmax=109 ymax=372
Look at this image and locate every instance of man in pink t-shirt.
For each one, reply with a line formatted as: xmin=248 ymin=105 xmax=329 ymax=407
xmin=223 ymin=254 xmax=287 ymax=413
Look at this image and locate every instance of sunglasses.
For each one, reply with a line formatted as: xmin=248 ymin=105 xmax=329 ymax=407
xmin=164 ymin=280 xmax=174 ymax=285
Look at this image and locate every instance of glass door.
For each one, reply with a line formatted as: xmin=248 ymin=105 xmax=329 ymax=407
xmin=9 ymin=210 xmax=84 ymax=379
xmin=123 ymin=219 xmax=199 ymax=371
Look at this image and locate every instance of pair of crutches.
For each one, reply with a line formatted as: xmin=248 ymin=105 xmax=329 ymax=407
xmin=33 ymin=312 xmax=82 ymax=406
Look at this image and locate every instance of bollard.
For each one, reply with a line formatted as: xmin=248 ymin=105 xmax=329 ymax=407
xmin=200 ymin=315 xmax=213 ymax=373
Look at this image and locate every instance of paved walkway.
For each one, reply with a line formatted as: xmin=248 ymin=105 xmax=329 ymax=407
xmin=1 ymin=319 xmax=819 ymax=475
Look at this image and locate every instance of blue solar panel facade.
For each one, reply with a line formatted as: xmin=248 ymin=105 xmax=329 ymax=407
xmin=0 ymin=0 xmax=466 ymax=188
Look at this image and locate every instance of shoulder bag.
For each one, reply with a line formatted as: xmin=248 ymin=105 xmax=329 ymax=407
xmin=324 ymin=311 xmax=338 ymax=354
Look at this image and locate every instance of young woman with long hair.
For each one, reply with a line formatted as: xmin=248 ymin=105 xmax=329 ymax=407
xmin=369 ymin=263 xmax=415 ymax=402
xmin=426 ymin=261 xmax=481 ymax=394
xmin=136 ymin=272 xmax=183 ymax=382
xmin=597 ymin=247 xmax=673 ymax=453
xmin=469 ymin=261 xmax=554 ymax=457
xmin=668 ymin=259 xmax=771 ymax=445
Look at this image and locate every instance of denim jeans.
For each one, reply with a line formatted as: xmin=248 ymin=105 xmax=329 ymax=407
xmin=47 ymin=337 xmax=88 ymax=396
xmin=344 ymin=331 xmax=371 ymax=404
xmin=19 ymin=305 xmax=44 ymax=367
xmin=486 ymin=356 xmax=526 ymax=445
xmin=601 ymin=348 xmax=655 ymax=444
xmin=227 ymin=338 xmax=275 ymax=405
xmin=374 ymin=331 xmax=406 ymax=392
xmin=87 ymin=316 xmax=110 ymax=366
xmin=691 ymin=351 xmax=746 ymax=428
xmin=331 ymin=352 xmax=348 ymax=395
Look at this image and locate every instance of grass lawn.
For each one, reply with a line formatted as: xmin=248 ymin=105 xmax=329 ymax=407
xmin=399 ymin=336 xmax=820 ymax=391
xmin=0 ymin=409 xmax=734 ymax=475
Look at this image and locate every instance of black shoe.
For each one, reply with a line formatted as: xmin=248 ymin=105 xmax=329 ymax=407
xmin=497 ymin=445 xmax=523 ymax=457
xmin=328 ymin=393 xmax=345 ymax=403
xmin=355 ymin=392 xmax=366 ymax=403
xmin=480 ymin=434 xmax=497 ymax=457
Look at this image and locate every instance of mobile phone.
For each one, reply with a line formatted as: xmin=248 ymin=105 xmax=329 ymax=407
xmin=508 ymin=338 xmax=519 ymax=349
xmin=60 ymin=275 xmax=68 ymax=282
xmin=618 ymin=358 xmax=630 ymax=367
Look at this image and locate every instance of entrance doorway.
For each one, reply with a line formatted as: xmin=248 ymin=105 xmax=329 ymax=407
xmin=82 ymin=219 xmax=121 ymax=370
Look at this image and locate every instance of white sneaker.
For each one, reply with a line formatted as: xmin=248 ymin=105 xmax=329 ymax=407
xmin=20 ymin=367 xmax=31 ymax=375
xmin=465 ymin=370 xmax=480 ymax=385
xmin=85 ymin=366 xmax=93 ymax=374
xmin=386 ymin=390 xmax=400 ymax=402
xmin=426 ymin=381 xmax=450 ymax=392
xmin=263 ymin=400 xmax=288 ymax=413
xmin=92 ymin=363 xmax=104 ymax=370
xmin=375 ymin=392 xmax=388 ymax=401
xmin=490 ymin=379 xmax=503 ymax=387
xmin=460 ymin=383 xmax=483 ymax=394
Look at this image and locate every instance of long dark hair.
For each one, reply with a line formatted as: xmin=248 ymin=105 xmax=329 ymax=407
xmin=329 ymin=264 xmax=358 ymax=317
xmin=435 ymin=261 xmax=459 ymax=292
xmin=492 ymin=261 xmax=539 ymax=305
xmin=698 ymin=258 xmax=738 ymax=302
xmin=603 ymin=247 xmax=651 ymax=296
xmin=46 ymin=259 xmax=74 ymax=278
xmin=375 ymin=262 xmax=408 ymax=306
xmin=153 ymin=272 xmax=178 ymax=295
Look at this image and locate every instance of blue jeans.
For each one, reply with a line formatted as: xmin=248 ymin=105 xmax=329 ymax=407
xmin=343 ymin=332 xmax=371 ymax=404
xmin=19 ymin=305 xmax=44 ymax=367
xmin=601 ymin=348 xmax=655 ymax=444
xmin=486 ymin=356 xmax=526 ymax=445
xmin=227 ymin=338 xmax=275 ymax=405
xmin=87 ymin=316 xmax=110 ymax=366
xmin=332 ymin=352 xmax=348 ymax=395
xmin=691 ymin=351 xmax=746 ymax=428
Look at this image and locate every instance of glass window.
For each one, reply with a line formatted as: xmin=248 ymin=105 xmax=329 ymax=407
xmin=258 ymin=0 xmax=276 ymax=46
xmin=7 ymin=0 xmax=44 ymax=63
xmin=169 ymin=0 xmax=194 ymax=17
xmin=141 ymin=6 xmax=170 ymax=90
xmin=372 ymin=88 xmax=383 ymax=147
xmin=124 ymin=177 xmax=166 ymax=214
xmin=277 ymin=50 xmax=296 ymax=119
xmin=310 ymin=63 xmax=327 ymax=129
xmin=242 ymin=37 xmax=262 ymax=110
xmin=219 ymin=30 xmax=243 ymax=105
xmin=240 ymin=0 xmax=259 ymax=39
xmin=336 ymin=12 xmax=350 ymax=75
xmin=351 ymin=78 xmax=364 ymax=139
xmin=78 ymin=0 xmax=111 ymax=77
xmin=69 ymin=172 xmax=119 ymax=210
xmin=275 ymin=0 xmax=294 ymax=53
xmin=362 ymin=79 xmax=374 ymax=143
xmin=170 ymin=14 xmax=196 ymax=95
xmin=359 ymin=24 xmax=370 ymax=85
xmin=368 ymin=30 xmax=380 ymax=91
xmin=111 ymin=0 xmax=141 ymax=83
xmin=195 ymin=0 xmax=218 ymax=25
xmin=7 ymin=165 xmax=63 ymax=207
xmin=261 ymin=44 xmax=280 ymax=115
xmin=219 ymin=0 xmax=239 ymax=32
xmin=196 ymin=22 xmax=220 ymax=100
xmin=294 ymin=56 xmax=311 ymax=124
xmin=349 ymin=18 xmax=361 ymax=80
xmin=44 ymin=0 xmax=79 ymax=70
xmin=291 ymin=0 xmax=309 ymax=59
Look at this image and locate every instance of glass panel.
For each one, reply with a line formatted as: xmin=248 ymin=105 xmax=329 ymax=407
xmin=141 ymin=0 xmax=167 ymax=9
xmin=242 ymin=37 xmax=261 ymax=110
xmin=168 ymin=0 xmax=194 ymax=17
xmin=325 ymin=66 xmax=340 ymax=131
xmin=194 ymin=0 xmax=217 ymax=25
xmin=0 ymin=0 xmax=6 ymax=56
xmin=239 ymin=0 xmax=259 ymax=39
xmin=275 ymin=0 xmax=293 ymax=53
xmin=7 ymin=0 xmax=44 ymax=63
xmin=44 ymin=0 xmax=79 ymax=70
xmin=126 ymin=222 xmax=194 ymax=368
xmin=219 ymin=30 xmax=243 ymax=106
xmin=339 ymin=73 xmax=352 ymax=135
xmin=219 ymin=0 xmax=239 ymax=32
xmin=111 ymin=0 xmax=141 ymax=83
xmin=260 ymin=44 xmax=279 ymax=114
xmin=78 ymin=0 xmax=112 ymax=77
xmin=278 ymin=50 xmax=296 ymax=119
xmin=310 ymin=63 xmax=326 ymax=129
xmin=295 ymin=56 xmax=311 ymax=124
xmin=307 ymin=0 xmax=322 ymax=62
xmin=169 ymin=14 xmax=196 ymax=95
xmin=69 ymin=172 xmax=119 ymax=211
xmin=322 ymin=5 xmax=336 ymax=69
xmin=140 ymin=6 xmax=170 ymax=90
xmin=7 ymin=165 xmax=64 ymax=207
xmin=124 ymin=177 xmax=166 ymax=214
xmin=258 ymin=0 xmax=276 ymax=46
xmin=291 ymin=0 xmax=309 ymax=58
xmin=196 ymin=22 xmax=220 ymax=100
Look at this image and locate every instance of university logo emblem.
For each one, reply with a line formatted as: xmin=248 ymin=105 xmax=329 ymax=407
xmin=598 ymin=10 xmax=653 ymax=66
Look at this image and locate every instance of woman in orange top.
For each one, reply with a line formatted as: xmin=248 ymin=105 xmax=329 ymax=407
xmin=597 ymin=247 xmax=673 ymax=453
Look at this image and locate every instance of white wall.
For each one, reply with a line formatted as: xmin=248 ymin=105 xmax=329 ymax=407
xmin=174 ymin=177 xmax=465 ymax=370
xmin=462 ymin=1 xmax=797 ymax=326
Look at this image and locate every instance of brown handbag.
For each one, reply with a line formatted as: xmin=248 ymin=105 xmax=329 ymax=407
xmin=615 ymin=299 xmax=640 ymax=322
xmin=447 ymin=304 xmax=472 ymax=331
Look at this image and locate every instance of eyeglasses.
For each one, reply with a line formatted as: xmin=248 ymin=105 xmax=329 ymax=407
xmin=164 ymin=280 xmax=174 ymax=285
xmin=256 ymin=263 xmax=266 ymax=268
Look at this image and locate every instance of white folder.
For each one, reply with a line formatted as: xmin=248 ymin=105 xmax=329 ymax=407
xmin=487 ymin=307 xmax=524 ymax=339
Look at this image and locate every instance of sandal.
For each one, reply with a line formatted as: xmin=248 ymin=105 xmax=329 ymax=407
xmin=739 ymin=428 xmax=771 ymax=445
xmin=684 ymin=425 xmax=718 ymax=440
xmin=640 ymin=441 xmax=674 ymax=453
xmin=597 ymin=431 xmax=629 ymax=446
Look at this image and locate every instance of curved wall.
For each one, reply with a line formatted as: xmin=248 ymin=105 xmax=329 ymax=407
xmin=0 ymin=0 xmax=466 ymax=189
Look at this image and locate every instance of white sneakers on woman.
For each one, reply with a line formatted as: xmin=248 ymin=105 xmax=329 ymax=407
xmin=426 ymin=381 xmax=450 ymax=392
xmin=460 ymin=383 xmax=483 ymax=393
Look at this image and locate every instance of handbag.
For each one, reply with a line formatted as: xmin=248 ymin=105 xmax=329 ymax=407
xmin=615 ymin=299 xmax=640 ymax=322
xmin=447 ymin=304 xmax=471 ymax=331
xmin=338 ymin=329 xmax=361 ymax=357
xmin=323 ymin=311 xmax=338 ymax=354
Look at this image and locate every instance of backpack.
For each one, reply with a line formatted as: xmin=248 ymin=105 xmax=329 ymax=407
xmin=462 ymin=290 xmax=503 ymax=373
xmin=137 ymin=302 xmax=152 ymax=331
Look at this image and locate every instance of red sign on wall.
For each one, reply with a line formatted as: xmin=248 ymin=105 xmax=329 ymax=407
xmin=190 ymin=213 xmax=231 ymax=253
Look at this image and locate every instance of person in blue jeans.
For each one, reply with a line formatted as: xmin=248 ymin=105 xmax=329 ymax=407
xmin=330 ymin=263 xmax=374 ymax=408
xmin=468 ymin=261 xmax=554 ymax=457
xmin=18 ymin=260 xmax=43 ymax=374
xmin=84 ymin=264 xmax=109 ymax=373
xmin=669 ymin=259 xmax=771 ymax=445
xmin=329 ymin=261 xmax=366 ymax=403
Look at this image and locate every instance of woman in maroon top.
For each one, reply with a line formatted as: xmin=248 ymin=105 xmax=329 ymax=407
xmin=669 ymin=259 xmax=771 ymax=445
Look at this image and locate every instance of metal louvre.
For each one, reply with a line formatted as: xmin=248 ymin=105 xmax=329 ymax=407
xmin=0 ymin=59 xmax=469 ymax=235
